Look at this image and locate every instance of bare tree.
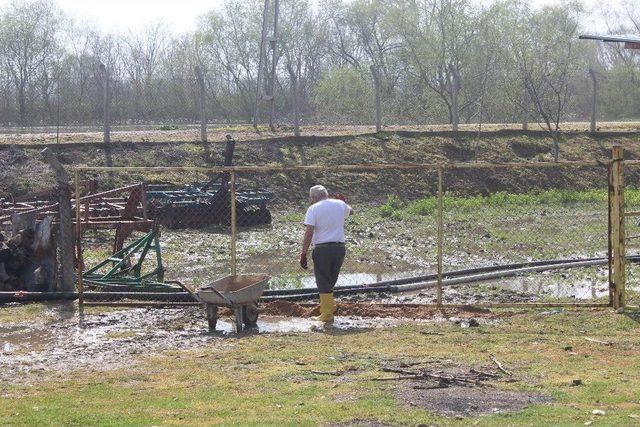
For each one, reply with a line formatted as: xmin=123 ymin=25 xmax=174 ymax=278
xmin=197 ymin=0 xmax=264 ymax=122
xmin=0 ymin=0 xmax=62 ymax=125
xmin=513 ymin=4 xmax=583 ymax=161
xmin=344 ymin=0 xmax=401 ymax=132
xmin=396 ymin=0 xmax=479 ymax=130
xmin=122 ymin=23 xmax=168 ymax=120
xmin=280 ymin=0 xmax=328 ymax=136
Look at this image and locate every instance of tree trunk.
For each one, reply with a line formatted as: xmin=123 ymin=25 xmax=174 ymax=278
xmin=287 ymin=63 xmax=300 ymax=137
xmin=589 ymin=68 xmax=597 ymax=133
xmin=100 ymin=63 xmax=111 ymax=145
xmin=371 ymin=65 xmax=382 ymax=133
xmin=18 ymin=83 xmax=27 ymax=127
xmin=553 ymin=134 xmax=560 ymax=162
xmin=522 ymin=87 xmax=529 ymax=131
xmin=449 ymin=64 xmax=460 ymax=132
xmin=195 ymin=65 xmax=208 ymax=143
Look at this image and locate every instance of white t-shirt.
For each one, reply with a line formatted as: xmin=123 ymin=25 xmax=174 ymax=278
xmin=304 ymin=199 xmax=352 ymax=245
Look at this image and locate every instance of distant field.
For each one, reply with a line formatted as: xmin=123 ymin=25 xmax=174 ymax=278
xmin=1 ymin=121 xmax=640 ymax=145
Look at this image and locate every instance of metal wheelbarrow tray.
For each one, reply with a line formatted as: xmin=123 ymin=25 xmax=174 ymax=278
xmin=196 ymin=275 xmax=270 ymax=332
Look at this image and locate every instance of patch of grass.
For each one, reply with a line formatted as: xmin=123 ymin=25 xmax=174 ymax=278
xmin=0 ymin=303 xmax=49 ymax=324
xmin=379 ymin=188 xmax=632 ymax=219
xmin=158 ymin=125 xmax=180 ymax=131
xmin=1 ymin=309 xmax=639 ymax=425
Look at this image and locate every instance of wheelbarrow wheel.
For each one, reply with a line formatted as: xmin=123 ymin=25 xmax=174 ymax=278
xmin=242 ymin=303 xmax=259 ymax=327
xmin=206 ymin=304 xmax=218 ymax=331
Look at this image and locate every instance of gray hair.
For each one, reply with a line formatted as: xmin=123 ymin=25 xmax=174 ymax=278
xmin=309 ymin=185 xmax=329 ymax=202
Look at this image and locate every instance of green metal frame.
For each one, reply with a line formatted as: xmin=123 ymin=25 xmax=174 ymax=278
xmin=83 ymin=229 xmax=178 ymax=291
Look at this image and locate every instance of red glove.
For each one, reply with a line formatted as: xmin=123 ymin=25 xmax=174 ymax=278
xmin=334 ymin=193 xmax=346 ymax=202
xmin=299 ymin=252 xmax=308 ymax=270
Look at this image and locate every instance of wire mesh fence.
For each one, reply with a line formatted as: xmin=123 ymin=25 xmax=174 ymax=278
xmin=74 ymin=168 xmax=233 ymax=304
xmin=441 ymin=164 xmax=610 ymax=305
xmin=234 ymin=168 xmax=440 ymax=296
xmin=624 ymin=164 xmax=640 ymax=308
xmin=70 ymin=161 xmax=619 ymax=308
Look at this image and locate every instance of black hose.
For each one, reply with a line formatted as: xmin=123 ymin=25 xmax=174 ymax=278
xmin=2 ymin=255 xmax=636 ymax=304
xmin=261 ymin=255 xmax=640 ymax=301
xmin=263 ymin=255 xmax=640 ymax=297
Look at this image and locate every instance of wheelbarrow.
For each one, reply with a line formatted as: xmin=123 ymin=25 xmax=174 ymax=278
xmin=196 ymin=275 xmax=270 ymax=333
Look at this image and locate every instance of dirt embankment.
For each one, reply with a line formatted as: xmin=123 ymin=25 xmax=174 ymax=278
xmin=2 ymin=131 xmax=640 ymax=199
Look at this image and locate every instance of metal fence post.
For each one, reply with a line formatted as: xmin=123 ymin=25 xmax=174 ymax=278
xmin=230 ymin=171 xmax=238 ymax=277
xmin=609 ymin=146 xmax=625 ymax=309
xmin=74 ymin=169 xmax=84 ymax=308
xmin=437 ymin=167 xmax=444 ymax=306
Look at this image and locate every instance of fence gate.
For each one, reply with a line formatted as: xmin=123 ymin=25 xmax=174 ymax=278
xmin=609 ymin=146 xmax=625 ymax=309
xmin=613 ymin=145 xmax=640 ymax=309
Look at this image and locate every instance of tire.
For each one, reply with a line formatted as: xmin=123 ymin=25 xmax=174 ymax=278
xmin=242 ymin=303 xmax=259 ymax=327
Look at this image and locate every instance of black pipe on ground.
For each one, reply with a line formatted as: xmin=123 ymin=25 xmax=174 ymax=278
xmin=262 ymin=255 xmax=640 ymax=298
xmin=1 ymin=255 xmax=635 ymax=305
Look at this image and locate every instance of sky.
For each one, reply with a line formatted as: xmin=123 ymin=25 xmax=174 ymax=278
xmin=0 ymin=0 xmax=223 ymax=33
xmin=0 ymin=0 xmax=625 ymax=34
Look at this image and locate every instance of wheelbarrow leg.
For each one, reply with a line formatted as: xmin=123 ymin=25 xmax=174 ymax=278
xmin=242 ymin=302 xmax=259 ymax=328
xmin=206 ymin=304 xmax=218 ymax=331
xmin=234 ymin=307 xmax=244 ymax=333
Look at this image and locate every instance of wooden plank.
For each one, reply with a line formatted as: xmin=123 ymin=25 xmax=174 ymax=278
xmin=608 ymin=163 xmax=613 ymax=305
xmin=610 ymin=146 xmax=625 ymax=309
xmin=230 ymin=171 xmax=238 ymax=276
xmin=436 ymin=167 xmax=444 ymax=306
xmin=42 ymin=147 xmax=75 ymax=292
xmin=75 ymin=170 xmax=84 ymax=307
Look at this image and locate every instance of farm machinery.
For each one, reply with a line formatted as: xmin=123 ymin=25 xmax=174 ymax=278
xmin=145 ymin=135 xmax=274 ymax=228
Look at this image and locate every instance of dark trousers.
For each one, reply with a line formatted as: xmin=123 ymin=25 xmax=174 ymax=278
xmin=312 ymin=244 xmax=346 ymax=293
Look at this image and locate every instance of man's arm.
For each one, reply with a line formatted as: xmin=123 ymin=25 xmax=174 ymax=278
xmin=300 ymin=225 xmax=314 ymax=269
xmin=334 ymin=194 xmax=354 ymax=216
xmin=302 ymin=225 xmax=314 ymax=255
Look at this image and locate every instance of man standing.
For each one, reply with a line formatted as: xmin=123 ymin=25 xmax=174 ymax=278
xmin=300 ymin=185 xmax=353 ymax=324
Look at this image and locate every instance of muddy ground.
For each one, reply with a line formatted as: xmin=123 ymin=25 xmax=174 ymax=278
xmin=397 ymin=383 xmax=552 ymax=417
xmin=0 ymin=302 xmax=497 ymax=388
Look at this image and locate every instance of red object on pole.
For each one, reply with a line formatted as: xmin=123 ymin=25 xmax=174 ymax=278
xmin=625 ymin=42 xmax=640 ymax=50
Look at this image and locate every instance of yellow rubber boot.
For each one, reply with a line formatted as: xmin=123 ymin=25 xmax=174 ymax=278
xmin=316 ymin=293 xmax=336 ymax=323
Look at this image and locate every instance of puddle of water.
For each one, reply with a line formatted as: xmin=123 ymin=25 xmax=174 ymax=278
xmin=0 ymin=326 xmax=54 ymax=354
xmin=211 ymin=315 xmax=402 ymax=335
xmin=270 ymin=270 xmax=426 ymax=290
xmin=499 ymin=275 xmax=612 ymax=300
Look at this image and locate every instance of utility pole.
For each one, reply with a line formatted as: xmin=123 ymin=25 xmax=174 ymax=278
xmin=267 ymin=0 xmax=280 ymax=132
xmin=589 ymin=68 xmax=597 ymax=133
xmin=99 ymin=63 xmax=111 ymax=144
xmin=195 ymin=65 xmax=208 ymax=143
xmin=253 ymin=0 xmax=280 ymax=131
